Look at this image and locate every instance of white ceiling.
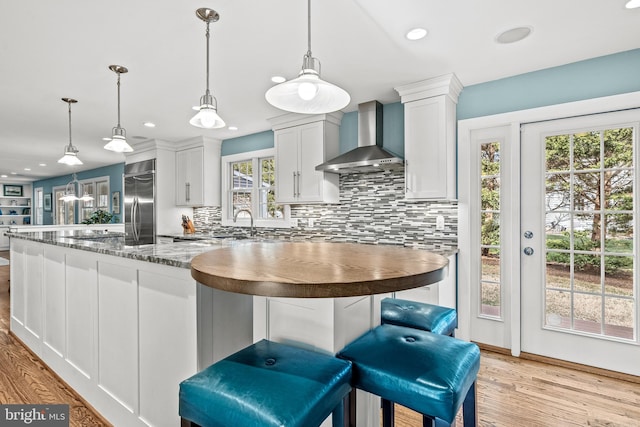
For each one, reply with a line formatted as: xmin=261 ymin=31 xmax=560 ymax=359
xmin=1 ymin=0 xmax=639 ymax=182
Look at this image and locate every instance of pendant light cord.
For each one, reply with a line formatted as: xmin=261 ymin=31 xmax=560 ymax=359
xmin=205 ymin=20 xmax=211 ymax=96
xmin=306 ymin=0 xmax=312 ymax=57
xmin=67 ymin=101 xmax=73 ymax=147
xmin=116 ymin=72 xmax=121 ymax=128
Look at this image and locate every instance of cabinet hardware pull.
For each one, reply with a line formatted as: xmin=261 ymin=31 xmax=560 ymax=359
xmin=186 ymin=182 xmax=190 ymax=203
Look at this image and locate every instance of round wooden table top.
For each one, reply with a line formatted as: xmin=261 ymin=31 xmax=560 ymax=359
xmin=190 ymin=241 xmax=449 ymax=298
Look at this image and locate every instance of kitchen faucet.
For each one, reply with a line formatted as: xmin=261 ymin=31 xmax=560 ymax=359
xmin=233 ymin=208 xmax=257 ymax=237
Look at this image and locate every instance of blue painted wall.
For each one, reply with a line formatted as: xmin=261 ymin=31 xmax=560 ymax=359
xmin=458 ymin=48 xmax=640 ymax=120
xmin=32 ymin=163 xmax=124 ymax=224
xmin=221 ymin=131 xmax=273 ymax=156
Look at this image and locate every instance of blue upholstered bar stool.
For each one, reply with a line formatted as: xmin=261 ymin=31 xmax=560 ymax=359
xmin=179 ymin=339 xmax=352 ymax=427
xmin=337 ymin=324 xmax=480 ymax=427
xmin=381 ymin=297 xmax=458 ymax=336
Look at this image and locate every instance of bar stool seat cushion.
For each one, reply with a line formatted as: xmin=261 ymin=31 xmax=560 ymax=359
xmin=381 ymin=297 xmax=458 ymax=336
xmin=337 ymin=324 xmax=479 ymax=424
xmin=179 ymin=339 xmax=352 ymax=427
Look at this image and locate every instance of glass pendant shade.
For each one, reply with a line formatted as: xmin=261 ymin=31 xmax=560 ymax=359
xmin=190 ymin=95 xmax=225 ymax=129
xmin=103 ymin=134 xmax=133 ymax=153
xmin=265 ymin=0 xmax=350 ymax=114
xmin=265 ymin=68 xmax=350 ymax=114
xmin=58 ymin=146 xmax=83 ymax=166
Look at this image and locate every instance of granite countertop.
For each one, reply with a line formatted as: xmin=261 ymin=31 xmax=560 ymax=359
xmin=6 ymin=229 xmax=457 ymax=269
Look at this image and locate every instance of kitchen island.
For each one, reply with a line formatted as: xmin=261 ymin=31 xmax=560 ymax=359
xmin=7 ymin=230 xmax=455 ymax=427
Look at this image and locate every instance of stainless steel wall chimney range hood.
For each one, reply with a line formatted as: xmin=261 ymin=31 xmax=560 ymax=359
xmin=315 ymin=101 xmax=403 ymax=174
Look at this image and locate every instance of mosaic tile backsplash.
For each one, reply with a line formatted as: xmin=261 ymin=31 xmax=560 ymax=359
xmin=193 ymin=168 xmax=457 ymax=251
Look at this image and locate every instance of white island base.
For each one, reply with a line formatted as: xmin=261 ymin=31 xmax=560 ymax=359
xmin=10 ymin=238 xmax=253 ymax=427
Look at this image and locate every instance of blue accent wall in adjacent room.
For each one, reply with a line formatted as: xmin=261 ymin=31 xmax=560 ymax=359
xmin=458 ymin=48 xmax=640 ymax=120
xmin=32 ymin=163 xmax=124 ymax=225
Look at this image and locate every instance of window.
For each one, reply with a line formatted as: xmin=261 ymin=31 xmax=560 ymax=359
xmin=480 ymin=141 xmax=502 ymax=318
xmin=222 ymin=149 xmax=290 ymax=228
xmin=79 ymin=176 xmax=110 ymax=222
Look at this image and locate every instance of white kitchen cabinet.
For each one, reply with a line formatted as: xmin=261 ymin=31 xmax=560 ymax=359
xmin=396 ymin=74 xmax=462 ymax=200
xmin=175 ymin=137 xmax=222 ymax=207
xmin=270 ymin=112 xmax=342 ymax=204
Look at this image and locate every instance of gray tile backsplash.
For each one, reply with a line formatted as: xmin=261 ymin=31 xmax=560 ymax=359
xmin=193 ymin=168 xmax=457 ymax=251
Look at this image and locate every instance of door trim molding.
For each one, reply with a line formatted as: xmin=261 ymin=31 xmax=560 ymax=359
xmin=458 ymin=90 xmax=640 ymax=356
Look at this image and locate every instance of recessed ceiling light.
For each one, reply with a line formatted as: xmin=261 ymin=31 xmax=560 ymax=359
xmin=406 ymin=28 xmax=428 ymax=41
xmin=39 ymin=163 xmax=47 ymax=167
xmin=10 ymin=172 xmax=17 ymax=175
xmin=626 ymin=0 xmax=640 ymax=8
xmin=102 ymin=137 xmax=111 ymax=141
xmin=143 ymin=122 xmax=156 ymax=128
xmin=24 ymin=168 xmax=31 ymax=171
xmin=271 ymin=76 xmax=286 ymax=84
xmin=228 ymin=126 xmax=238 ymax=131
xmin=0 ymin=175 xmax=7 ymax=178
xmin=495 ymin=26 xmax=532 ymax=44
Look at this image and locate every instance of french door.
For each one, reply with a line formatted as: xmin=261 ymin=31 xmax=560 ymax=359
xmin=521 ymin=111 xmax=639 ymax=375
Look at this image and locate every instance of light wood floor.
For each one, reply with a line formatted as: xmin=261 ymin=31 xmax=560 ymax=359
xmin=1 ymin=251 xmax=639 ymax=426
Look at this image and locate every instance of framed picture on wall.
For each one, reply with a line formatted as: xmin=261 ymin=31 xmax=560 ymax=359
xmin=44 ymin=193 xmax=52 ymax=212
xmin=3 ymin=184 xmax=23 ymax=197
xmin=112 ymin=191 xmax=120 ymax=214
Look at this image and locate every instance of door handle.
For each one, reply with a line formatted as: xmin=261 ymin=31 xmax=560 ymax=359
xmin=524 ymin=247 xmax=534 ymax=256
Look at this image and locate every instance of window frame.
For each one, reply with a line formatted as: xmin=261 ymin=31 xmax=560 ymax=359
xmin=221 ymin=149 xmax=291 ymax=228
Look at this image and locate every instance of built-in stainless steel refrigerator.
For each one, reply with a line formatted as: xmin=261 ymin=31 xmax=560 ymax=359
xmin=124 ymin=159 xmax=156 ymax=246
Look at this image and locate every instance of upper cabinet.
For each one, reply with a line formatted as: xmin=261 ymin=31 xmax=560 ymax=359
xmin=175 ymin=137 xmax=222 ymax=207
xmin=396 ymin=74 xmax=463 ymax=200
xmin=270 ymin=112 xmax=342 ymax=204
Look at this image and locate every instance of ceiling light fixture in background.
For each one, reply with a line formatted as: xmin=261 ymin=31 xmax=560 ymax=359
xmin=406 ymin=28 xmax=428 ymax=41
xmin=57 ymin=98 xmax=83 ymax=166
xmin=190 ymin=8 xmax=226 ymax=129
xmin=59 ymin=173 xmax=94 ymax=202
xmin=104 ymin=65 xmax=134 ymax=153
xmin=265 ymin=0 xmax=350 ymax=114
xmin=626 ymin=0 xmax=640 ymax=8
xmin=495 ymin=26 xmax=532 ymax=44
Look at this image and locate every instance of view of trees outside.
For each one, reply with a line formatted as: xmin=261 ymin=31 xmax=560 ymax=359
xmin=231 ymin=158 xmax=284 ymax=220
xmin=480 ymin=127 xmax=636 ymax=339
xmin=480 ymin=141 xmax=501 ymax=317
xmin=544 ymin=127 xmax=635 ymax=339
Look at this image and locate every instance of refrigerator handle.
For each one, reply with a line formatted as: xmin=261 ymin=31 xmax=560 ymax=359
xmin=132 ymin=197 xmax=140 ymax=241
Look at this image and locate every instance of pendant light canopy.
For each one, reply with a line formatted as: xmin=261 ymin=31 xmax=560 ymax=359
xmin=104 ymin=65 xmax=134 ymax=153
xmin=265 ymin=0 xmax=350 ymax=114
xmin=58 ymin=98 xmax=83 ymax=166
xmin=190 ymin=8 xmax=225 ymax=129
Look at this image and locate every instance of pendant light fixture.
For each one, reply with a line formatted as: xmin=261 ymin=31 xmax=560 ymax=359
xmin=104 ymin=65 xmax=134 ymax=153
xmin=190 ymin=8 xmax=225 ymax=129
xmin=59 ymin=173 xmax=93 ymax=202
xmin=265 ymin=0 xmax=350 ymax=114
xmin=58 ymin=98 xmax=83 ymax=166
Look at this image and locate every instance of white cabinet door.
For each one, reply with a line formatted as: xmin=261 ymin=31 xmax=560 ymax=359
xmin=275 ymin=127 xmax=299 ymax=204
xmin=176 ymin=147 xmax=204 ymax=206
xmin=404 ymin=96 xmax=456 ymax=200
xmin=298 ymin=122 xmax=326 ymax=203
xmin=274 ymin=120 xmax=339 ymax=204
